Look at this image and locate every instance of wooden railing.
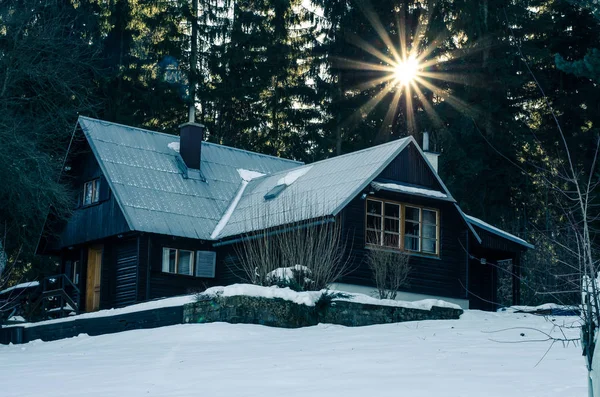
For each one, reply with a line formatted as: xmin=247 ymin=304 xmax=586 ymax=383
xmin=40 ymin=274 xmax=80 ymax=318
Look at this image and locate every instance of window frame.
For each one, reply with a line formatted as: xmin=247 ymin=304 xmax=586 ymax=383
xmin=365 ymin=197 xmax=440 ymax=256
xmin=162 ymin=247 xmax=195 ymax=276
xmin=82 ymin=178 xmax=100 ymax=207
xmin=161 ymin=247 xmax=216 ymax=278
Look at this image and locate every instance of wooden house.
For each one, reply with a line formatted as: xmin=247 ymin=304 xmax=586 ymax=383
xmin=37 ymin=117 xmax=533 ymax=314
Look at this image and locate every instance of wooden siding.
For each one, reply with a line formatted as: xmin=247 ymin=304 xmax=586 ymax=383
xmin=146 ymin=234 xmax=217 ymax=300
xmin=341 ymin=191 xmax=469 ymax=300
xmin=114 ymin=239 xmax=138 ymax=307
xmin=54 ymin=150 xmax=130 ymax=249
xmin=379 ymin=143 xmax=444 ymax=190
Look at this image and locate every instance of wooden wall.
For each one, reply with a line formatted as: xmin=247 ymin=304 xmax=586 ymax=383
xmin=54 ymin=149 xmax=130 ymax=249
xmin=144 ymin=234 xmax=218 ymax=300
xmin=379 ymin=143 xmax=444 ymax=190
xmin=340 ymin=192 xmax=469 ymax=300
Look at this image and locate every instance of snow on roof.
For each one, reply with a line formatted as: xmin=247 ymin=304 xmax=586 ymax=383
xmin=215 ymin=137 xmax=413 ymax=239
xmin=371 ymin=181 xmax=450 ymax=200
xmin=0 ymin=281 xmax=39 ymax=296
xmin=276 ymin=166 xmax=312 ymax=186
xmin=210 ymin=169 xmax=267 ymax=239
xmin=78 ymin=116 xmax=301 ymax=241
xmin=465 ymin=214 xmax=534 ymax=249
xmin=238 ymin=168 xmax=266 ymax=182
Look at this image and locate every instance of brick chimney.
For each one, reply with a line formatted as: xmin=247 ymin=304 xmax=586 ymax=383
xmin=179 ymin=122 xmax=205 ymax=170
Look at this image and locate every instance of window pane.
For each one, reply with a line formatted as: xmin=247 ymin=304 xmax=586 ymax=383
xmin=423 ymin=238 xmax=437 ymax=254
xmin=384 ymin=233 xmax=399 ymax=248
xmin=423 ymin=209 xmax=437 ymax=225
xmin=384 ymin=203 xmax=400 ymax=218
xmin=366 ymin=230 xmax=382 ymax=245
xmin=405 ymin=206 xmax=420 ymax=221
xmin=92 ymin=179 xmax=99 ymax=203
xmin=162 ymin=248 xmax=176 ymax=273
xmin=384 ymin=217 xmax=399 ymax=233
xmin=367 ymin=200 xmax=382 ymax=215
xmin=83 ymin=182 xmax=93 ymax=205
xmin=367 ymin=215 xmax=382 ymax=230
xmin=178 ymin=250 xmax=193 ymax=275
xmin=423 ymin=224 xmax=436 ymax=239
xmin=404 ymin=220 xmax=420 ymax=236
xmin=405 ymin=236 xmax=420 ymax=251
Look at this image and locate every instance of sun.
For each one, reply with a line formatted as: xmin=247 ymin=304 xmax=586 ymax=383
xmin=393 ymin=56 xmax=420 ymax=86
xmin=331 ymin=2 xmax=472 ymax=136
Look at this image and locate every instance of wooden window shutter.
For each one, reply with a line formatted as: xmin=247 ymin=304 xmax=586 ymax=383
xmin=98 ymin=175 xmax=110 ymax=202
xmin=195 ymin=251 xmax=216 ymax=278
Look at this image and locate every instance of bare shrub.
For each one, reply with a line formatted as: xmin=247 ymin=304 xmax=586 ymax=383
xmin=234 ymin=193 xmax=350 ymax=291
xmin=366 ymin=241 xmax=410 ymax=300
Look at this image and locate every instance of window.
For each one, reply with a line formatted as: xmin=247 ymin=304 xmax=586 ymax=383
xmin=366 ymin=198 xmax=439 ymax=255
xmin=162 ymin=248 xmax=194 ymax=275
xmin=72 ymin=260 xmax=80 ymax=284
xmin=83 ymin=179 xmax=100 ymax=206
xmin=162 ymin=248 xmax=216 ymax=278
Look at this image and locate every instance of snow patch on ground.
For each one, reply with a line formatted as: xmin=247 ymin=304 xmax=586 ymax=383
xmin=372 ymin=181 xmax=448 ymax=198
xmin=276 ymin=166 xmax=312 ymax=186
xmin=0 ymin=311 xmax=584 ymax=397
xmin=4 ymin=295 xmax=195 ymax=329
xmin=339 ymin=293 xmax=462 ymax=310
xmin=167 ymin=141 xmax=180 ymax=152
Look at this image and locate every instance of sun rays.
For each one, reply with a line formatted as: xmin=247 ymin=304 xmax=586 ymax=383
xmin=335 ymin=2 xmax=471 ymax=136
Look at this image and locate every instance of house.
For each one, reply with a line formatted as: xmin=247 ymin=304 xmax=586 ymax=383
xmin=36 ymin=117 xmax=533 ymax=314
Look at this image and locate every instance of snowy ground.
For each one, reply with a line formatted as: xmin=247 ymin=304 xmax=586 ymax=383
xmin=0 ymin=310 xmax=585 ymax=397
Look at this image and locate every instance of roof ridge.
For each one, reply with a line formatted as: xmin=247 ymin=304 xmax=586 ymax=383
xmin=247 ymin=137 xmax=413 ymax=181
xmin=78 ymin=116 xmax=303 ymax=165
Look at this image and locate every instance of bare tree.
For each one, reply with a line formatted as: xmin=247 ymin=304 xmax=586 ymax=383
xmin=495 ymin=11 xmax=600 ymax=394
xmin=234 ymin=194 xmax=351 ymax=291
xmin=366 ymin=240 xmax=410 ymax=300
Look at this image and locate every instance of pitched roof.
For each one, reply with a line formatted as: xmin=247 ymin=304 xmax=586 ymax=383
xmin=214 ymin=137 xmax=412 ymax=238
xmin=465 ymin=214 xmax=534 ymax=249
xmin=78 ymin=117 xmax=532 ymax=250
xmin=78 ymin=117 xmax=301 ymax=240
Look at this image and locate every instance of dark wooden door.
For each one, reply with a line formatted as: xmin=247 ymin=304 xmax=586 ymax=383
xmin=115 ymin=239 xmax=138 ymax=308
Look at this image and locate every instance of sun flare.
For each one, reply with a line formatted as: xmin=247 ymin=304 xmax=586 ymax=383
xmin=333 ymin=2 xmax=471 ymax=135
xmin=393 ymin=57 xmax=419 ymax=86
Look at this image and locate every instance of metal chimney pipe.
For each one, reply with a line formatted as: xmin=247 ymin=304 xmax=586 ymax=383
xmin=423 ymin=131 xmax=430 ymax=152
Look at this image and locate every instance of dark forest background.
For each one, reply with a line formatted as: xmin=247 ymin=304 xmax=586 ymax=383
xmin=1 ymin=0 xmax=599 ymax=305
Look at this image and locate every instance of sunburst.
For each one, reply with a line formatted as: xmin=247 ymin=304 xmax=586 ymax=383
xmin=334 ymin=1 xmax=473 ymax=137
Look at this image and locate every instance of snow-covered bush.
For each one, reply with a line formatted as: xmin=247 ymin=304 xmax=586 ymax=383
xmin=266 ymin=265 xmax=313 ymax=292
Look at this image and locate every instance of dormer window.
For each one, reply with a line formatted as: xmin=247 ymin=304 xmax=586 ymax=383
xmin=83 ymin=179 xmax=100 ymax=206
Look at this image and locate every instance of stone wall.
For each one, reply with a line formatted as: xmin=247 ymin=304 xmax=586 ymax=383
xmin=183 ymin=295 xmax=463 ymax=328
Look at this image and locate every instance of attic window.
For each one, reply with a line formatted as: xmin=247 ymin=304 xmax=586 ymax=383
xmin=263 ymin=166 xmax=312 ymax=200
xmin=264 ymin=184 xmax=287 ymax=200
xmin=82 ymin=179 xmax=100 ymax=206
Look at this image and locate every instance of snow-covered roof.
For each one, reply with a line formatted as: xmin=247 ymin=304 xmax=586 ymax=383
xmin=78 ymin=117 xmax=301 ymax=241
xmin=76 ymin=117 xmax=532 ymax=251
xmin=465 ymin=214 xmax=534 ymax=249
xmin=213 ymin=137 xmax=412 ymax=238
xmin=371 ymin=181 xmax=452 ymax=200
